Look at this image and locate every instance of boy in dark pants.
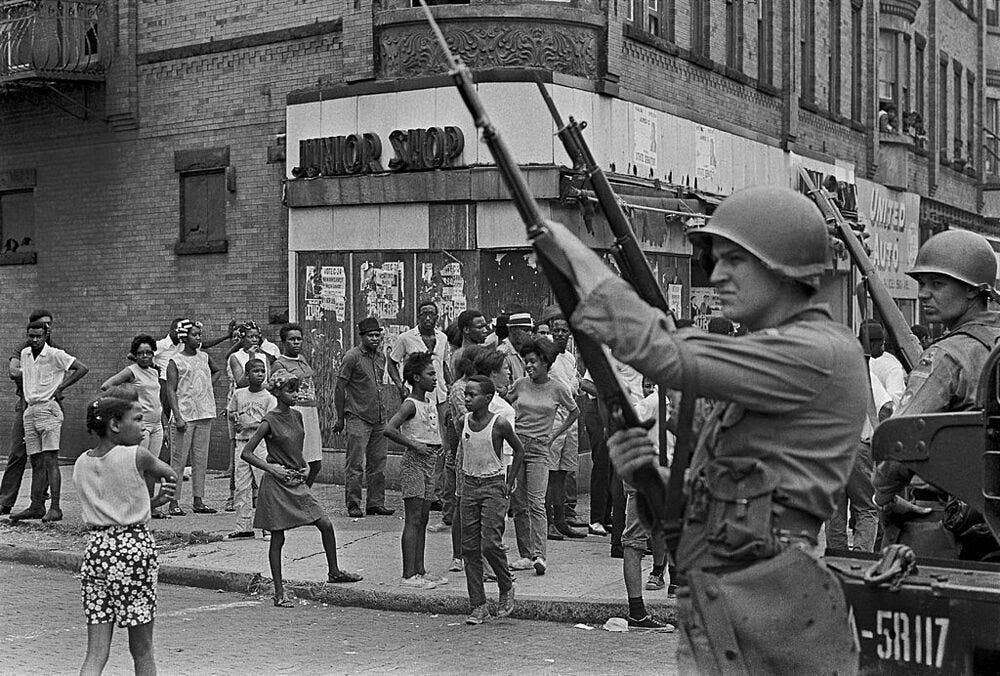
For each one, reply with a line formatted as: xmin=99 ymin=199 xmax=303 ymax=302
xmin=459 ymin=376 xmax=524 ymax=624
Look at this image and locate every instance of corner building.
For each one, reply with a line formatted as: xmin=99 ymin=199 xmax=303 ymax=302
xmin=1 ymin=0 xmax=996 ymax=463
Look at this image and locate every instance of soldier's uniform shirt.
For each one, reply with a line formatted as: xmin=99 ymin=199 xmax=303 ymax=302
xmin=572 ymin=277 xmax=869 ymax=555
xmin=873 ymin=311 xmax=1000 ymax=502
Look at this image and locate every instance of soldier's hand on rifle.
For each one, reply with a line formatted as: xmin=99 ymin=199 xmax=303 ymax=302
xmin=608 ymin=427 xmax=660 ymax=487
xmin=544 ymin=221 xmax=617 ymax=297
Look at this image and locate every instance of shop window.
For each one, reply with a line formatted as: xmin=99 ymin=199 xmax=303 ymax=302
xmin=986 ymin=98 xmax=999 ymax=177
xmin=725 ymin=0 xmax=743 ymax=70
xmin=0 ymin=190 xmax=36 ymax=265
xmin=800 ymin=0 xmax=815 ymax=103
xmin=850 ymin=0 xmax=862 ymax=121
xmin=757 ymin=0 xmax=773 ymax=85
xmin=691 ymin=0 xmax=710 ymax=58
xmin=828 ymin=0 xmax=841 ymax=115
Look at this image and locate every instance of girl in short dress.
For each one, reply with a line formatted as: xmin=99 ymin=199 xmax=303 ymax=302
xmin=240 ymin=372 xmax=363 ymax=607
xmin=73 ymin=390 xmax=177 ymax=676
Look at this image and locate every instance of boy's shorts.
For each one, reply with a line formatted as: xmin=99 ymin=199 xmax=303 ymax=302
xmin=80 ymin=525 xmax=158 ymax=627
xmin=23 ymin=400 xmax=63 ymax=455
xmin=548 ymin=408 xmax=578 ymax=472
xmin=622 ymin=488 xmax=651 ymax=552
xmin=400 ymin=445 xmax=440 ymax=500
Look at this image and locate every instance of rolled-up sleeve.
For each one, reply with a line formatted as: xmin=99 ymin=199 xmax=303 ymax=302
xmin=572 ymin=277 xmax=838 ymax=414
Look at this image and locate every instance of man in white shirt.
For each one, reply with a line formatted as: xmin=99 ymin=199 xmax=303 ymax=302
xmin=547 ymin=313 xmax=587 ymax=537
xmin=10 ymin=320 xmax=88 ymax=523
xmin=864 ymin=321 xmax=906 ymax=411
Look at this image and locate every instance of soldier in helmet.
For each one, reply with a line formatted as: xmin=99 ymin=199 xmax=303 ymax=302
xmin=545 ymin=185 xmax=867 ymax=674
xmin=873 ymin=230 xmax=1000 ymax=559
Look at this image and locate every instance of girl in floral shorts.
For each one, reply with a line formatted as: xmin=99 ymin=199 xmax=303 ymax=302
xmin=73 ymin=387 xmax=177 ymax=675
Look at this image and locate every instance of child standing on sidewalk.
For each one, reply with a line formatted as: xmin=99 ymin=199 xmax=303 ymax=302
xmin=73 ymin=391 xmax=178 ymax=675
xmin=459 ymin=376 xmax=523 ymax=625
xmin=240 ymin=372 xmax=362 ymax=607
xmin=384 ymin=352 xmax=446 ymax=590
xmin=226 ymin=359 xmax=275 ymax=539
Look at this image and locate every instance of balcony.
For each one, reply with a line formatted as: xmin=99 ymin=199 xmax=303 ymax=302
xmin=0 ymin=0 xmax=111 ymax=86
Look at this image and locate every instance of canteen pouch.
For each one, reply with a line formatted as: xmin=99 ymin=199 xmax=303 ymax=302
xmin=688 ymin=457 xmax=782 ymax=562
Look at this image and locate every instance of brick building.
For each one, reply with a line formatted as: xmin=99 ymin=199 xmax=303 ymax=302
xmin=0 ymin=0 xmax=997 ymax=468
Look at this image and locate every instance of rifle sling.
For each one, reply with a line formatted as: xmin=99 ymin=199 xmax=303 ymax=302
xmin=664 ymin=337 xmax=699 ymax=558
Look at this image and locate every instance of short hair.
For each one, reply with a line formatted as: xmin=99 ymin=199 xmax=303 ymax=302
xmin=403 ymin=352 xmax=434 ymax=384
xmin=86 ymin=393 xmax=139 ymax=437
xmin=29 ymin=309 xmax=53 ymax=323
xmin=130 ymin=334 xmax=157 ymax=357
xmin=706 ymin=317 xmax=734 ymax=335
xmin=26 ymin=320 xmax=47 ymax=332
xmin=245 ymin=358 xmax=267 ymax=371
xmin=860 ymin=321 xmax=885 ymax=341
xmin=417 ymin=299 xmax=438 ymax=314
xmin=494 ymin=313 xmax=510 ymax=340
xmin=473 ymin=347 xmax=506 ymax=377
xmin=280 ymin=323 xmax=303 ymax=341
xmin=519 ymin=336 xmax=558 ymax=367
xmin=466 ymin=375 xmax=496 ymax=399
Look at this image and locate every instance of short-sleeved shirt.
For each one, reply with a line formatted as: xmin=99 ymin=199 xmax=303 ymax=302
xmin=390 ymin=327 xmax=449 ymax=404
xmin=869 ymin=352 xmax=906 ymax=406
xmin=337 ymin=346 xmax=386 ymax=424
xmin=509 ymin=376 xmax=577 ymax=441
xmin=272 ymin=355 xmax=317 ymax=407
xmin=498 ymin=339 xmax=525 ymax=383
xmin=550 ymin=350 xmax=579 ymax=397
xmin=227 ymin=387 xmax=277 ymax=442
xmin=153 ymin=336 xmax=181 ymax=376
xmin=10 ymin=344 xmax=25 ymax=399
xmin=490 ymin=393 xmax=516 ymax=464
xmin=20 ymin=344 xmax=76 ymax=405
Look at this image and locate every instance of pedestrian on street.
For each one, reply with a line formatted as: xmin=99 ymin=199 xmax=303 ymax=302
xmin=74 ymin=390 xmax=177 ymax=676
xmin=459 ymin=375 xmax=522 ymax=625
xmin=550 ymin=185 xmax=867 ymax=673
xmin=873 ymin=230 xmax=1000 ymax=560
xmin=507 ymin=336 xmax=579 ymax=576
xmin=334 ymin=317 xmax=393 ymax=517
xmin=496 ymin=307 xmax=534 ymax=384
xmin=384 ymin=352 xmax=447 ymax=589
xmin=272 ymin=323 xmax=324 ymax=487
xmin=225 ymin=358 xmax=276 ymax=539
xmin=0 ymin=309 xmax=54 ymax=516
xmin=10 ymin=319 xmax=89 ymax=523
xmin=240 ymin=372 xmax=362 ymax=607
xmin=165 ymin=320 xmax=219 ymax=516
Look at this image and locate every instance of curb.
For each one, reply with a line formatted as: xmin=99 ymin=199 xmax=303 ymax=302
xmin=0 ymin=543 xmax=678 ymax=625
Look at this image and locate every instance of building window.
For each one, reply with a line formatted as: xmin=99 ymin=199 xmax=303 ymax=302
xmin=800 ymin=0 xmax=815 ymax=103
xmin=988 ymin=0 xmax=998 ymax=26
xmin=180 ymin=171 xmax=227 ymax=249
xmin=968 ymin=75 xmax=976 ymax=165
xmin=901 ymin=34 xmax=911 ymax=114
xmin=828 ymin=0 xmax=841 ymax=114
xmin=691 ymin=0 xmax=710 ymax=58
xmin=915 ymin=35 xmax=925 ymax=121
xmin=954 ymin=64 xmax=963 ymax=161
xmin=757 ymin=0 xmax=773 ymax=85
xmin=939 ymin=57 xmax=949 ymax=160
xmin=851 ymin=1 xmax=862 ymax=121
xmin=878 ymin=30 xmax=898 ymax=105
xmin=629 ymin=0 xmax=674 ymax=41
xmin=987 ymin=97 xmax=999 ymax=177
xmin=725 ymin=0 xmax=743 ymax=70
xmin=0 ymin=190 xmax=35 ymax=264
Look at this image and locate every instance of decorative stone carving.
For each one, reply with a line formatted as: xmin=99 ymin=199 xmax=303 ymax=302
xmin=378 ymin=22 xmax=599 ymax=79
xmin=879 ymin=0 xmax=920 ymax=23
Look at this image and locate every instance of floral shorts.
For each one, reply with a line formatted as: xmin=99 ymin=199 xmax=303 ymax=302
xmin=80 ymin=525 xmax=158 ymax=628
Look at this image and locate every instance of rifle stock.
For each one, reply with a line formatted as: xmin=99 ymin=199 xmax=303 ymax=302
xmin=415 ymin=0 xmax=670 ymax=521
xmin=799 ymin=168 xmax=922 ymax=372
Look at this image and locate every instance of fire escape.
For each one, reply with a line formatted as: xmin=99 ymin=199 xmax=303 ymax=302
xmin=0 ymin=0 xmax=113 ymax=119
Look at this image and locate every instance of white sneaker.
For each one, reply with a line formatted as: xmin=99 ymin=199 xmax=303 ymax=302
xmin=509 ymin=557 xmax=533 ymax=570
xmin=422 ymin=573 xmax=449 ymax=585
xmin=533 ymin=557 xmax=547 ymax=575
xmin=401 ymin=575 xmax=436 ymax=590
xmin=449 ymin=558 xmax=464 ymax=572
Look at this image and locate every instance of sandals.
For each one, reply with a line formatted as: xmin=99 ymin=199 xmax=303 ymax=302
xmin=167 ymin=506 xmax=186 ymax=517
xmin=327 ymin=570 xmax=363 ymax=584
xmin=273 ymin=594 xmax=295 ymax=608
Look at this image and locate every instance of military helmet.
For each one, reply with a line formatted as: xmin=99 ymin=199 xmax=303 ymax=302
xmin=907 ymin=230 xmax=998 ymax=292
xmin=687 ymin=185 xmax=829 ymax=290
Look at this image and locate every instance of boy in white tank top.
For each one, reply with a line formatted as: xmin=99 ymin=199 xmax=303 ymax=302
xmin=458 ymin=376 xmax=524 ymax=625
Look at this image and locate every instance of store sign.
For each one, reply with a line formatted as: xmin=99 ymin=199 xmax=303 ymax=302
xmin=293 ymin=126 xmax=465 ymax=178
xmin=856 ymin=180 xmax=920 ymax=299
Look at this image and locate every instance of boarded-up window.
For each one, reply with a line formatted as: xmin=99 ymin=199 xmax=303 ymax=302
xmin=180 ymin=171 xmax=226 ymax=243
xmin=0 ymin=190 xmax=36 ymax=263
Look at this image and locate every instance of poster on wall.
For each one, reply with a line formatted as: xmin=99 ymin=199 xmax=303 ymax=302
xmin=361 ymin=260 xmax=404 ymax=319
xmin=695 ymin=125 xmax=718 ymax=186
xmin=690 ymin=286 xmax=723 ymax=331
xmin=633 ymin=103 xmax=658 ymax=170
xmin=321 ymin=265 xmax=347 ymax=321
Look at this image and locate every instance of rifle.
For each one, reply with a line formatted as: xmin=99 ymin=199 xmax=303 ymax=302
xmin=799 ymin=168 xmax=922 ymax=372
xmin=535 ymin=83 xmax=697 ymax=552
xmin=415 ymin=0 xmax=670 ymax=520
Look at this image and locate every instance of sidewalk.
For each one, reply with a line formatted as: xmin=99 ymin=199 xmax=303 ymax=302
xmin=0 ymin=464 xmax=676 ymax=625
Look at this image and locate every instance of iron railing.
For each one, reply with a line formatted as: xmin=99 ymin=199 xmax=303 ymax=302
xmin=0 ymin=0 xmax=110 ymax=80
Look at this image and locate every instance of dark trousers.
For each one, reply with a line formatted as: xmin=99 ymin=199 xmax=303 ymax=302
xmin=0 ymin=399 xmax=28 ymax=508
xmin=440 ymin=422 xmax=459 ymax=524
xmin=461 ymin=474 xmax=513 ymax=608
xmin=344 ymin=417 xmax=388 ymax=510
xmin=564 ymin=471 xmax=578 ymax=520
xmin=610 ymin=471 xmax=626 ymax=552
xmin=582 ymin=397 xmax=611 ymax=525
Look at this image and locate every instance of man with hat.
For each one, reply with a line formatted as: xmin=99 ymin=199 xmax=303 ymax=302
xmin=334 ymin=317 xmax=394 ymax=518
xmin=545 ymin=185 xmax=867 ymax=673
xmin=873 ymin=230 xmax=1000 ymax=559
xmin=497 ymin=306 xmax=535 ymax=383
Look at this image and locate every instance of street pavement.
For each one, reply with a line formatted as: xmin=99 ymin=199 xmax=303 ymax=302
xmin=1 ymin=561 xmax=679 ymax=675
xmin=0 ymin=465 xmax=676 ymax=626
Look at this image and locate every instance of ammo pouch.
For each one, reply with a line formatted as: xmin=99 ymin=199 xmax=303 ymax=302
xmin=686 ymin=457 xmax=782 ymax=563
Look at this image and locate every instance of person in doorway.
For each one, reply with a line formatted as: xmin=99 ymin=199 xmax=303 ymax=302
xmin=334 ymin=317 xmax=393 ymax=518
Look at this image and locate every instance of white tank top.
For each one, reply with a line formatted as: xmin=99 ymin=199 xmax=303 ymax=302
xmin=461 ymin=413 xmax=504 ymax=478
xmin=73 ymin=445 xmax=151 ymax=527
xmin=128 ymin=364 xmax=162 ymax=424
xmin=400 ymin=396 xmax=442 ymax=445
